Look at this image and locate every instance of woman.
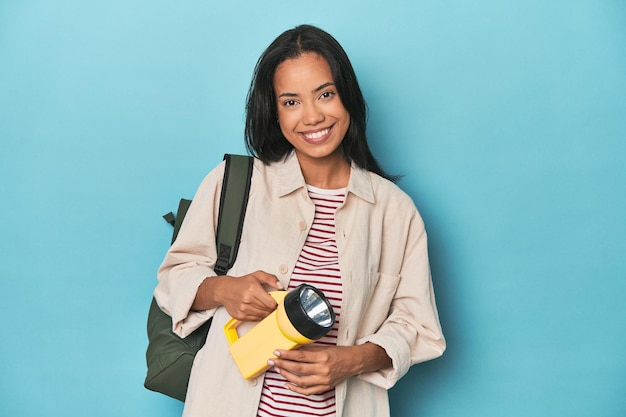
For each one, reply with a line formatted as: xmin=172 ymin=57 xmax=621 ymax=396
xmin=155 ymin=24 xmax=445 ymax=417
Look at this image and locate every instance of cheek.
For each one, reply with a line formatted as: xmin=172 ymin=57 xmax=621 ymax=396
xmin=331 ymin=103 xmax=350 ymax=124
xmin=277 ymin=111 xmax=297 ymax=132
xmin=338 ymin=111 xmax=351 ymax=134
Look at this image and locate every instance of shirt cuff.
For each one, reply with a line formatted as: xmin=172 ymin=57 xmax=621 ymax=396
xmin=155 ymin=267 xmax=217 ymax=338
xmin=355 ymin=333 xmax=411 ymax=389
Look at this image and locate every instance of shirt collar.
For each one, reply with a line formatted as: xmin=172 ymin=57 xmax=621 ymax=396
xmin=275 ymin=151 xmax=376 ymax=204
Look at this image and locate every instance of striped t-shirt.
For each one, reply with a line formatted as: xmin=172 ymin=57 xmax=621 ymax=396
xmin=257 ymin=185 xmax=345 ymax=417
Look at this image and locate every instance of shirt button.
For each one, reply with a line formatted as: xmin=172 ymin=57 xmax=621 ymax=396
xmin=298 ymin=220 xmax=307 ymax=231
xmin=248 ymin=377 xmax=258 ymax=387
xmin=278 ymin=264 xmax=289 ymax=275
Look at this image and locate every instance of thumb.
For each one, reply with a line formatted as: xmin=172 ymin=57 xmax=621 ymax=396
xmin=253 ymin=271 xmax=284 ymax=291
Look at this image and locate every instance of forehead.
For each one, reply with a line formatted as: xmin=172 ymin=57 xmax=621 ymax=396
xmin=274 ymin=53 xmax=333 ymax=91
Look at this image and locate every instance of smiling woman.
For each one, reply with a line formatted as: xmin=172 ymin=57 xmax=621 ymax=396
xmin=274 ymin=53 xmax=351 ymax=188
xmin=244 ymin=25 xmax=398 ymax=183
xmin=154 ymin=24 xmax=445 ymax=417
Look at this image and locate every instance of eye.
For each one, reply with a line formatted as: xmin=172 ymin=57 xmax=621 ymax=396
xmin=319 ymin=90 xmax=336 ymax=100
xmin=282 ymin=99 xmax=298 ymax=107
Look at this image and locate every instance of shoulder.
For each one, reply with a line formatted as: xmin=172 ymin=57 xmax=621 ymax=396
xmin=196 ymin=159 xmax=228 ymax=192
xmin=249 ymin=153 xmax=306 ymax=196
xmin=363 ymin=169 xmax=425 ymax=227
xmin=352 ymin=166 xmax=417 ymax=209
xmin=198 ymin=155 xmax=258 ymax=191
xmin=369 ymin=172 xmax=411 ymax=202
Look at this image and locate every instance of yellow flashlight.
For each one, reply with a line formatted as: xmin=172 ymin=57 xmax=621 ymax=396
xmin=223 ymin=284 xmax=336 ymax=380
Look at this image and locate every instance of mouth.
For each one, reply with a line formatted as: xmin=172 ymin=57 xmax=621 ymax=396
xmin=300 ymin=126 xmax=333 ymax=143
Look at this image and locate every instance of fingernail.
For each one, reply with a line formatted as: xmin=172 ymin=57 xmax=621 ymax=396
xmin=267 ymin=360 xmax=275 ymax=366
xmin=273 ymin=350 xmax=281 ymax=357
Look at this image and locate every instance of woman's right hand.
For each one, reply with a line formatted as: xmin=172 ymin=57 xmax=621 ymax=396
xmin=192 ymin=271 xmax=284 ymax=322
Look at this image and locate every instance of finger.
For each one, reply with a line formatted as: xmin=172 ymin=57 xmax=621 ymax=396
xmin=253 ymin=291 xmax=279 ymax=312
xmin=270 ymin=354 xmax=318 ymax=377
xmin=284 ymin=382 xmax=330 ymax=396
xmin=234 ymin=274 xmax=277 ymax=311
xmin=276 ymin=370 xmax=331 ymax=396
xmin=273 ymin=348 xmax=318 ymax=363
xmin=248 ymin=274 xmax=283 ymax=311
xmin=251 ymin=270 xmax=284 ymax=290
xmin=239 ymin=290 xmax=282 ymax=317
xmin=227 ymin=297 xmax=276 ymax=321
xmin=274 ymin=365 xmax=313 ymax=384
xmin=226 ymin=306 xmax=265 ymax=322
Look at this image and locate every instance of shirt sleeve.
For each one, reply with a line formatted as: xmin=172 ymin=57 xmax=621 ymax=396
xmin=153 ymin=161 xmax=226 ymax=337
xmin=356 ymin=201 xmax=446 ymax=389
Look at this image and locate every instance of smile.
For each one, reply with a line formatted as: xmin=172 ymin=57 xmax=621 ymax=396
xmin=301 ymin=127 xmax=332 ymax=141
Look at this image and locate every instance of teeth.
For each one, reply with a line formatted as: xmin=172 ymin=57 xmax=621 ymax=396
xmin=304 ymin=128 xmax=329 ymax=139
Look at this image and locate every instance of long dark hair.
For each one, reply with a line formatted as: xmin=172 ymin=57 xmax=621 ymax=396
xmin=244 ymin=24 xmax=397 ymax=182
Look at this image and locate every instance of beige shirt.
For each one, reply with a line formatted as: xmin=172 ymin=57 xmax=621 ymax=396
xmin=155 ymin=152 xmax=445 ymax=417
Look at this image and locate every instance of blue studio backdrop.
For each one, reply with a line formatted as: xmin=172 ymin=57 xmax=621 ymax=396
xmin=1 ymin=1 xmax=625 ymax=416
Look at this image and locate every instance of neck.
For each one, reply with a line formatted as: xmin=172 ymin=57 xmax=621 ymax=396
xmin=296 ymin=151 xmax=350 ymax=189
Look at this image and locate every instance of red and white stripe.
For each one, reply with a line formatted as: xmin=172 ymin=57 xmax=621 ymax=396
xmin=257 ymin=186 xmax=345 ymax=417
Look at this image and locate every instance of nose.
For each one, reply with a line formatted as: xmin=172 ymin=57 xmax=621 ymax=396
xmin=302 ymin=102 xmax=324 ymax=125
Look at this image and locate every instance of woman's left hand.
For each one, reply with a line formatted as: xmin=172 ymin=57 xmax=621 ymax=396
xmin=268 ymin=343 xmax=391 ymax=396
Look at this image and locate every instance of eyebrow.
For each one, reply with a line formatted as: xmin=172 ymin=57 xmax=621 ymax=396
xmin=277 ymin=82 xmax=336 ymax=98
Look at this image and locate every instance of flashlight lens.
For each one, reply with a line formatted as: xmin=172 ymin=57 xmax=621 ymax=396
xmin=284 ymin=284 xmax=336 ymax=340
xmin=300 ymin=287 xmax=333 ymax=328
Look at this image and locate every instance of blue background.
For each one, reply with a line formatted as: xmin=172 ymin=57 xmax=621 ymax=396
xmin=1 ymin=1 xmax=625 ymax=416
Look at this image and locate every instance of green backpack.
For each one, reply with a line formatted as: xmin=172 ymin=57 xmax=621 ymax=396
xmin=144 ymin=154 xmax=253 ymax=402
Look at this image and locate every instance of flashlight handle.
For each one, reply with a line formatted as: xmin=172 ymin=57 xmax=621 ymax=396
xmin=223 ymin=291 xmax=288 ymax=345
xmin=224 ymin=318 xmax=241 ymax=345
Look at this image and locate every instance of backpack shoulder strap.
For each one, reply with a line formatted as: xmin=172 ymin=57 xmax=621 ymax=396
xmin=162 ymin=154 xmax=253 ymax=274
xmin=214 ymin=154 xmax=253 ymax=275
xmin=168 ymin=199 xmax=192 ymax=244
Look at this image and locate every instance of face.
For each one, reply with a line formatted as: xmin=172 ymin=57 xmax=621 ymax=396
xmin=273 ymin=53 xmax=350 ymax=165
